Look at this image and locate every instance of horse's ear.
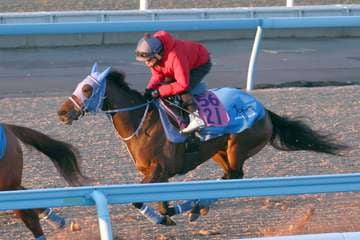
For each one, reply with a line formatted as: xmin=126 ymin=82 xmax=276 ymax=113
xmin=98 ymin=66 xmax=112 ymax=81
xmin=91 ymin=62 xmax=98 ymax=74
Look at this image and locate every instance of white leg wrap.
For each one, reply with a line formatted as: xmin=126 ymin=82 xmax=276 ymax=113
xmin=40 ymin=208 xmax=65 ymax=229
xmin=139 ymin=204 xmax=164 ymax=224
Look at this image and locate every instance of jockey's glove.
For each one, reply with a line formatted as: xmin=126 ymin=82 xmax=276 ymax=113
xmin=144 ymin=89 xmax=160 ymax=101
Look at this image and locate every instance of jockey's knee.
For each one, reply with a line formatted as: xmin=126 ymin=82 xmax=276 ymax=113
xmin=180 ymin=93 xmax=197 ymax=113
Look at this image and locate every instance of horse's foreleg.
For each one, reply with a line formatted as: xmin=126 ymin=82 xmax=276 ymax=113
xmin=168 ymin=150 xmax=230 ymax=222
xmin=38 ymin=208 xmax=66 ymax=229
xmin=158 ymin=201 xmax=175 ymax=216
xmin=133 ymin=163 xmax=176 ymax=225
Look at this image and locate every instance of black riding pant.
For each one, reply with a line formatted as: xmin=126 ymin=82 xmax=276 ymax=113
xmin=181 ymin=60 xmax=212 ymax=112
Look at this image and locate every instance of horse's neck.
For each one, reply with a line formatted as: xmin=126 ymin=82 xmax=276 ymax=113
xmin=109 ymin=98 xmax=165 ymax=170
xmin=106 ymin=85 xmax=157 ymax=142
xmin=108 ymin=105 xmax=140 ymax=139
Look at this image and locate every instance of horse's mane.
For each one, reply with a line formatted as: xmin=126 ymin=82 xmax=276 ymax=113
xmin=107 ymin=69 xmax=143 ymax=98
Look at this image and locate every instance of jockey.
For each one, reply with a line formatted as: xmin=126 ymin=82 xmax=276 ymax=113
xmin=135 ymin=30 xmax=212 ymax=133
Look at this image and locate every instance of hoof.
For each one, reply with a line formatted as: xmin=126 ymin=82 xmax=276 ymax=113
xmin=189 ymin=205 xmax=210 ymax=222
xmin=159 ymin=207 xmax=176 ymax=217
xmin=188 ymin=212 xmax=200 ymax=222
xmin=166 ymin=207 xmax=176 ymax=217
xmin=188 ymin=203 xmax=200 ymax=222
xmin=69 ymin=221 xmax=81 ymax=232
xmin=200 ymin=206 xmax=209 ymax=216
xmin=160 ymin=215 xmax=176 ymax=226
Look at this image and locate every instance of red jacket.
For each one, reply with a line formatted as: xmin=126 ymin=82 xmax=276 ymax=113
xmin=146 ymin=31 xmax=210 ymax=97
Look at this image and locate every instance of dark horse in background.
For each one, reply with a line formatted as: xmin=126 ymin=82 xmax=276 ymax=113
xmin=57 ymin=64 xmax=347 ymax=225
xmin=0 ymin=123 xmax=86 ymax=240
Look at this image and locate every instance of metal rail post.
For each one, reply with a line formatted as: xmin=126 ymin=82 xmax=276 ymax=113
xmin=90 ymin=191 xmax=113 ymax=240
xmin=246 ymin=25 xmax=263 ymax=91
xmin=139 ymin=0 xmax=149 ymax=10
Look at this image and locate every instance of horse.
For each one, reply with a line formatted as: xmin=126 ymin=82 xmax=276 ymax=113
xmin=57 ymin=63 xmax=348 ymax=225
xmin=0 ymin=122 xmax=87 ymax=240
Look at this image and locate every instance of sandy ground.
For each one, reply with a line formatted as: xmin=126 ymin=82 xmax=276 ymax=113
xmin=0 ymin=85 xmax=359 ymax=239
xmin=0 ymin=1 xmax=360 ymax=239
xmin=1 ymin=0 xmax=360 ymax=12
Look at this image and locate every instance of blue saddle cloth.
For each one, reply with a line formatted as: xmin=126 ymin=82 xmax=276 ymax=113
xmin=156 ymin=87 xmax=266 ymax=142
xmin=198 ymin=87 xmax=266 ymax=140
xmin=0 ymin=124 xmax=7 ymax=160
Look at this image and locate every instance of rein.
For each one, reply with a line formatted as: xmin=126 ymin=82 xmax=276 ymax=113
xmin=102 ymin=102 xmax=149 ymax=114
xmin=104 ymin=101 xmax=151 ymax=167
xmin=105 ymin=102 xmax=150 ymax=141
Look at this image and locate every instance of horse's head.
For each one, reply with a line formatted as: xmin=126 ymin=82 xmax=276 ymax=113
xmin=57 ymin=63 xmax=111 ymax=125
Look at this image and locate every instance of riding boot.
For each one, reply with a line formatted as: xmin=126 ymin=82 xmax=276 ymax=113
xmin=180 ymin=93 xmax=205 ymax=133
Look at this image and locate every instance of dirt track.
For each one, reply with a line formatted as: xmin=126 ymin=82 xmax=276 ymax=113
xmin=0 ymin=85 xmax=359 ymax=239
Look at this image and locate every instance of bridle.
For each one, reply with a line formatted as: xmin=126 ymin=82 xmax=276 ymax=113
xmin=68 ymin=95 xmax=86 ymax=118
xmin=69 ymin=74 xmax=152 ymax=141
xmin=103 ymin=102 xmax=150 ymax=141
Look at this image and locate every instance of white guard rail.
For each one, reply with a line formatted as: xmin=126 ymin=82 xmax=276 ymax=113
xmin=138 ymin=0 xmax=296 ymax=10
xmin=140 ymin=0 xmax=293 ymax=10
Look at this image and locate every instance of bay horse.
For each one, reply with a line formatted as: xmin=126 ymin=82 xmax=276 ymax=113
xmin=57 ymin=64 xmax=347 ymax=225
xmin=0 ymin=123 xmax=86 ymax=240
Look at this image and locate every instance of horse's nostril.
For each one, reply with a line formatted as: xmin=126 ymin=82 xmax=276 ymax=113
xmin=58 ymin=116 xmax=66 ymax=122
xmin=58 ymin=110 xmax=66 ymax=116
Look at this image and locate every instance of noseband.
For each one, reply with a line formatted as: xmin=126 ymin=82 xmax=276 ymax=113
xmin=68 ymin=96 xmax=86 ymax=118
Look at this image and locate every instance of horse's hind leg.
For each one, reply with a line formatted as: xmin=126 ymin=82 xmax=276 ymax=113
xmin=212 ymin=150 xmax=234 ymax=179
xmin=182 ymin=150 xmax=230 ymax=222
xmin=186 ymin=136 xmax=257 ymax=222
xmin=16 ymin=186 xmax=66 ymax=229
xmin=12 ymin=187 xmax=53 ymax=239
xmin=225 ymin=115 xmax=272 ymax=180
xmin=188 ymin=118 xmax=272 ymax=222
xmin=186 ymin=139 xmax=247 ymax=222
xmin=178 ymin=149 xmax=230 ymax=221
xmin=13 ymin=209 xmax=44 ymax=240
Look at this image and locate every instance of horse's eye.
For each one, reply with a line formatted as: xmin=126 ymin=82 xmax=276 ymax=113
xmin=82 ymin=85 xmax=93 ymax=98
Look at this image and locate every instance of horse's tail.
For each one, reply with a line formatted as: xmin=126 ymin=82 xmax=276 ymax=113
xmin=6 ymin=124 xmax=87 ymax=186
xmin=267 ymin=110 xmax=348 ymax=155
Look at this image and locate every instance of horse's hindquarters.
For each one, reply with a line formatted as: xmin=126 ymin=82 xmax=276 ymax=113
xmin=0 ymin=126 xmax=23 ymax=189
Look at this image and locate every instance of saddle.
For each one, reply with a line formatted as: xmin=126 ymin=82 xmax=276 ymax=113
xmin=158 ymin=95 xmax=189 ymax=130
xmin=159 ymin=90 xmax=230 ymax=132
xmin=156 ymin=87 xmax=266 ymax=160
xmin=155 ymin=87 xmax=266 ymax=142
xmin=158 ymin=96 xmax=202 ymax=159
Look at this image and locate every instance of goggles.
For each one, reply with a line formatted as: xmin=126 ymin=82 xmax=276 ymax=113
xmin=136 ymin=51 xmax=152 ymax=59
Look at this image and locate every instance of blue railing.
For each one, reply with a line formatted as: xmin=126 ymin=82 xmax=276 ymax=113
xmin=1 ymin=14 xmax=359 ymax=90
xmin=1 ymin=16 xmax=360 ymax=35
xmin=1 ymin=173 xmax=360 ymax=239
